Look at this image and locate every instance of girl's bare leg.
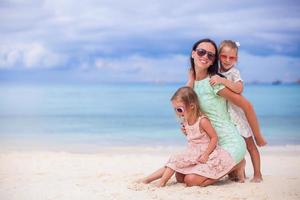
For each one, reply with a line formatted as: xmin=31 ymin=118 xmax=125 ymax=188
xmin=240 ymin=101 xmax=266 ymax=147
xmin=140 ymin=167 xmax=165 ymax=184
xmin=218 ymin=89 xmax=267 ymax=147
xmin=245 ymin=137 xmax=263 ymax=182
xmin=158 ymin=167 xmax=175 ymax=187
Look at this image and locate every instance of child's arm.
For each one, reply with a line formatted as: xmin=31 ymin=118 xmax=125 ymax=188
xmin=198 ymin=117 xmax=218 ymax=163
xmin=210 ymin=75 xmax=243 ymax=94
xmin=218 ymin=88 xmax=267 ymax=146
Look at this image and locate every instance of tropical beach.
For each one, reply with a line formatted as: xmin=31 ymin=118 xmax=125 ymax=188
xmin=1 ymin=1 xmax=300 ymax=200
xmin=1 ymin=83 xmax=300 ymax=200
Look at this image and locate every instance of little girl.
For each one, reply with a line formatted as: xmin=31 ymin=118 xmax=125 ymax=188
xmin=140 ymin=86 xmax=236 ymax=187
xmin=209 ymin=40 xmax=266 ymax=182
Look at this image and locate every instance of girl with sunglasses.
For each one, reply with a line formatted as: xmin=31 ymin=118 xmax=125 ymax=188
xmin=139 ymin=86 xmax=235 ymax=187
xmin=209 ymin=40 xmax=266 ymax=182
xmin=183 ymin=38 xmax=264 ymax=186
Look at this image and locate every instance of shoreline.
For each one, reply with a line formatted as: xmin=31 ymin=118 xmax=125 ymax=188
xmin=1 ymin=143 xmax=300 ymax=153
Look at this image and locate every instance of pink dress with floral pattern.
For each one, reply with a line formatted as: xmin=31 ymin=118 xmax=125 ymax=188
xmin=166 ymin=116 xmax=235 ymax=179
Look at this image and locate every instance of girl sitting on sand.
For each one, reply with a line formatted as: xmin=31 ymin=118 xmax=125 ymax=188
xmin=139 ymin=86 xmax=236 ymax=187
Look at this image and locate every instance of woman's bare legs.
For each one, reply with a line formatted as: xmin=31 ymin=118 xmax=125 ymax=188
xmin=140 ymin=160 xmax=246 ymax=187
xmin=235 ymin=159 xmax=246 ymax=183
xmin=184 ymin=159 xmax=246 ymax=186
xmin=229 ymin=159 xmax=246 ymax=183
xmin=184 ymin=174 xmax=208 ymax=187
xmin=175 ymin=172 xmax=185 ymax=183
xmin=245 ymin=137 xmax=263 ymax=182
xmin=199 ymin=178 xmax=218 ymax=187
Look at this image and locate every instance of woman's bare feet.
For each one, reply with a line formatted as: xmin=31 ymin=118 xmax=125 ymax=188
xmin=228 ymin=171 xmax=239 ymax=182
xmin=235 ymin=159 xmax=246 ymax=183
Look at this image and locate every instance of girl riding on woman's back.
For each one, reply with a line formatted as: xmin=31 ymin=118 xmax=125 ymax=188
xmin=209 ymin=40 xmax=266 ymax=182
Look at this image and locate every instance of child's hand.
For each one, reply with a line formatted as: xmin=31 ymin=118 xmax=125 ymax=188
xmin=254 ymin=135 xmax=267 ymax=147
xmin=209 ymin=75 xmax=223 ymax=86
xmin=198 ymin=153 xmax=209 ymax=163
xmin=180 ymin=123 xmax=187 ymax=135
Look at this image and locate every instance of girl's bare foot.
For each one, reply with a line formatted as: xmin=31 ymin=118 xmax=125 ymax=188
xmin=136 ymin=178 xmax=150 ymax=184
xmin=156 ymin=181 xmax=166 ymax=187
xmin=250 ymin=175 xmax=263 ymax=183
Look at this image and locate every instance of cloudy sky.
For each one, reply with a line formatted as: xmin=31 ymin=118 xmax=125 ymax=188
xmin=0 ymin=0 xmax=300 ymax=83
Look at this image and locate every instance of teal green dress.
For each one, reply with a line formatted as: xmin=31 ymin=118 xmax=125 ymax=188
xmin=194 ymin=77 xmax=246 ymax=163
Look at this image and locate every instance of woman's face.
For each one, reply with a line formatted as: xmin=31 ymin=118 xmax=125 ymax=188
xmin=192 ymin=42 xmax=216 ymax=70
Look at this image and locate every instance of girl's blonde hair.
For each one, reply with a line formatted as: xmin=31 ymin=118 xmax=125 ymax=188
xmin=171 ymin=86 xmax=201 ymax=117
xmin=219 ymin=40 xmax=239 ymax=56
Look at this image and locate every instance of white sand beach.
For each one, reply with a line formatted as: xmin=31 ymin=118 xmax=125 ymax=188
xmin=0 ymin=146 xmax=300 ymax=200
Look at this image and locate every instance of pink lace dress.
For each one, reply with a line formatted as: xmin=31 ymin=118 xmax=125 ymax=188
xmin=166 ymin=116 xmax=235 ymax=179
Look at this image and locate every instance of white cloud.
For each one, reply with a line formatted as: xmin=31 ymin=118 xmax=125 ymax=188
xmin=1 ymin=0 xmax=299 ymax=48
xmin=0 ymin=0 xmax=299 ymax=82
xmin=0 ymin=43 xmax=66 ymax=69
xmin=92 ymin=54 xmax=188 ymax=82
xmin=89 ymin=52 xmax=300 ymax=83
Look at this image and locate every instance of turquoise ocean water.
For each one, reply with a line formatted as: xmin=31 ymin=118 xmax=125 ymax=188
xmin=0 ymin=83 xmax=300 ymax=151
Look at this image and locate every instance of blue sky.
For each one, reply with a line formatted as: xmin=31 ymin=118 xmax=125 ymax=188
xmin=0 ymin=0 xmax=300 ymax=83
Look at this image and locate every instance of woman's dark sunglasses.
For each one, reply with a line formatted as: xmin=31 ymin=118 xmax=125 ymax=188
xmin=196 ymin=48 xmax=216 ymax=62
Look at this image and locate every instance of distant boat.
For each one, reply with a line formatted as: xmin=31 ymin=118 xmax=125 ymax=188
xmin=272 ymin=80 xmax=282 ymax=85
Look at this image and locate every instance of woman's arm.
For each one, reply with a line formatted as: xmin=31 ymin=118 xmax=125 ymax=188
xmin=186 ymin=68 xmax=195 ymax=88
xmin=198 ymin=117 xmax=218 ymax=163
xmin=218 ymin=88 xmax=267 ymax=146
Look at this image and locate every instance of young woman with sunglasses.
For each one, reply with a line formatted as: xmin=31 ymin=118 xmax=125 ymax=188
xmin=209 ymin=40 xmax=266 ymax=182
xmin=138 ymin=87 xmax=235 ymax=187
xmin=182 ymin=38 xmax=264 ymax=186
